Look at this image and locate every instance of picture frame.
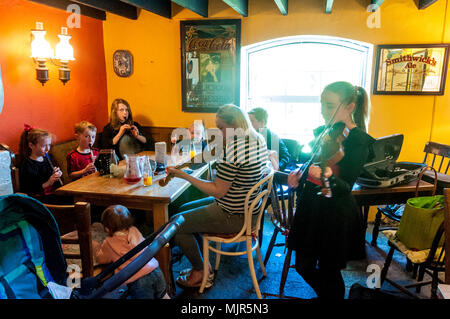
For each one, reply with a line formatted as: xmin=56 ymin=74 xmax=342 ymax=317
xmin=180 ymin=19 xmax=241 ymax=112
xmin=373 ymin=44 xmax=450 ymax=95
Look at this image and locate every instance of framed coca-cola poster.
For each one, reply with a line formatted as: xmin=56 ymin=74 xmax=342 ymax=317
xmin=181 ymin=19 xmax=241 ymax=112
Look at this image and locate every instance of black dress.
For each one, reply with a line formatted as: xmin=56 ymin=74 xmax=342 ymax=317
xmin=287 ymin=126 xmax=375 ymax=269
xmin=100 ymin=122 xmax=154 ymax=160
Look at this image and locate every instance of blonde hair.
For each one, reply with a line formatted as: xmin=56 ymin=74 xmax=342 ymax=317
xmin=74 ymin=121 xmax=97 ymax=134
xmin=323 ymin=81 xmax=370 ymax=132
xmin=216 ymin=104 xmax=255 ymax=133
xmin=110 ymin=98 xmax=133 ymax=130
xmin=101 ymin=205 xmax=134 ymax=236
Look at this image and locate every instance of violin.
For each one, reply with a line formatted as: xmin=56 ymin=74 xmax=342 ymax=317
xmin=312 ymin=121 xmax=347 ymax=197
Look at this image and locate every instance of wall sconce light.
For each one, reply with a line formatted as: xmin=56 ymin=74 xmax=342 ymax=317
xmin=30 ymin=22 xmax=75 ymax=86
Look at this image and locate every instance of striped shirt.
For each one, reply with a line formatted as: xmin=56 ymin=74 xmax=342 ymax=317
xmin=215 ymin=133 xmax=268 ymax=214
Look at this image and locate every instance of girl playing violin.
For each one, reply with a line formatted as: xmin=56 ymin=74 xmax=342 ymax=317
xmin=287 ymin=81 xmax=375 ymax=299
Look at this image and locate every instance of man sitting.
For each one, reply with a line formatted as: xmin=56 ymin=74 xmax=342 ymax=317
xmin=248 ymin=107 xmax=291 ymax=171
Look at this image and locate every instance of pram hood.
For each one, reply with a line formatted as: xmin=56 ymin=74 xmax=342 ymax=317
xmin=0 ymin=194 xmax=67 ymax=285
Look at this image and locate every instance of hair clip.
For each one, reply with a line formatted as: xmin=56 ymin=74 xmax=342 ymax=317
xmin=24 ymin=124 xmax=34 ymax=132
xmin=355 ymin=85 xmax=359 ymax=94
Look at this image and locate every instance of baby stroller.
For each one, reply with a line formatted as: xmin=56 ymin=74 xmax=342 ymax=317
xmin=0 ymin=194 xmax=184 ymax=299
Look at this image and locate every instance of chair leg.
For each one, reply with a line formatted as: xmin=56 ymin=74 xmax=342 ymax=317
xmin=371 ymin=208 xmax=382 ymax=246
xmin=256 ymin=239 xmax=266 ymax=277
xmin=380 ymin=246 xmax=394 ymax=286
xmin=199 ymin=238 xmax=210 ymax=294
xmin=246 ymin=237 xmax=262 ymax=299
xmin=412 ymin=263 xmax=419 ymax=279
xmin=406 ymin=259 xmax=413 ymax=272
xmin=215 ymin=242 xmax=221 ymax=271
xmin=279 ymin=248 xmax=292 ymax=296
xmin=431 ymin=270 xmax=439 ymax=299
xmin=263 ymin=228 xmax=279 ymax=266
xmin=416 ymin=265 xmax=425 ymax=294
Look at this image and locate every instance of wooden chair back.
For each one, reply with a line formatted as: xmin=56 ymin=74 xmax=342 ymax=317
xmin=423 ymin=142 xmax=450 ymax=174
xmin=269 ymin=171 xmax=295 ymax=231
xmin=44 ymin=201 xmax=94 ymax=278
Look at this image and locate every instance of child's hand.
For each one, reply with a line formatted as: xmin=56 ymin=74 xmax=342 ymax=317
xmin=84 ymin=162 xmax=96 ymax=174
xmin=48 ymin=167 xmax=62 ymax=184
xmin=119 ymin=124 xmax=131 ymax=135
xmin=130 ymin=125 xmax=139 ymax=137
xmin=308 ymin=164 xmax=332 ymax=180
xmin=288 ymin=169 xmax=302 ymax=188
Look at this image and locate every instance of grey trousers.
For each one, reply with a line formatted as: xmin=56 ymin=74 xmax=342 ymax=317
xmin=172 ymin=197 xmax=251 ymax=270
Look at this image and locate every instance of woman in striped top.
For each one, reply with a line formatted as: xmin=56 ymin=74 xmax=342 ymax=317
xmin=168 ymin=104 xmax=268 ymax=288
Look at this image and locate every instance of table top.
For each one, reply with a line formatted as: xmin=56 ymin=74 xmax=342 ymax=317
xmin=56 ymin=152 xmax=210 ymax=204
xmin=352 ymin=179 xmax=434 ymax=195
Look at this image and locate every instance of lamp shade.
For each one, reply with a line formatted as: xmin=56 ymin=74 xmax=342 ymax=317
xmin=55 ymin=34 xmax=74 ymax=61
xmin=30 ymin=29 xmax=53 ymax=59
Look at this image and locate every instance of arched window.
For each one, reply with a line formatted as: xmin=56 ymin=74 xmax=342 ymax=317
xmin=241 ymin=35 xmax=373 ymax=151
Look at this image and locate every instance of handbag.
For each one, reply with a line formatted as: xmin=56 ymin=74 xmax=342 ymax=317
xmin=396 ymin=166 xmax=444 ymax=251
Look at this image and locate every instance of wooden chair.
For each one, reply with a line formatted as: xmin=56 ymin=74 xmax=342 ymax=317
xmin=263 ymin=171 xmax=296 ymax=296
xmin=421 ymin=142 xmax=450 ymax=194
xmin=199 ymin=170 xmax=274 ymax=299
xmin=379 ymin=189 xmax=446 ymax=299
xmin=44 ymin=201 xmax=95 ymax=279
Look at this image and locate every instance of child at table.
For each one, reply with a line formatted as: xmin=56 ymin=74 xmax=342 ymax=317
xmin=94 ymin=205 xmax=169 ymax=299
xmin=67 ymin=121 xmax=99 ymax=181
xmin=18 ymin=124 xmax=68 ymax=204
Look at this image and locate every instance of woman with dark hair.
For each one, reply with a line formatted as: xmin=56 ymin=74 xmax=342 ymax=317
xmin=100 ymin=98 xmax=153 ymax=160
xmin=287 ymin=81 xmax=375 ymax=299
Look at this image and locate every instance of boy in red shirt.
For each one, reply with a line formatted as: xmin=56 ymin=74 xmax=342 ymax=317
xmin=67 ymin=121 xmax=99 ymax=180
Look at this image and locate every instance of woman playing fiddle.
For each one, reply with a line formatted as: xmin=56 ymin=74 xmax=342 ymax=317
xmin=287 ymin=81 xmax=375 ymax=299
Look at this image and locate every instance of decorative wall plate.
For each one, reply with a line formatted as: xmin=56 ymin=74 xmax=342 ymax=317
xmin=113 ymin=50 xmax=133 ymax=77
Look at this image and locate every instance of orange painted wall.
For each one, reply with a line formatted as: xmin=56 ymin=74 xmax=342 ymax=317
xmin=0 ymin=0 xmax=108 ymax=153
xmin=103 ymin=0 xmax=450 ymax=163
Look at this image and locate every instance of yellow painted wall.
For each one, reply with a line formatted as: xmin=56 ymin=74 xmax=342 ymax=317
xmin=103 ymin=0 xmax=450 ymax=163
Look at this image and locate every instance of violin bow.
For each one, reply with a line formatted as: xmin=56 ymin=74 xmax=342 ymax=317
xmin=292 ymin=101 xmax=346 ymax=197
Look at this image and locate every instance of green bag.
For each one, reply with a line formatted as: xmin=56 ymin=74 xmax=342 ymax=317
xmin=396 ymin=195 xmax=444 ymax=251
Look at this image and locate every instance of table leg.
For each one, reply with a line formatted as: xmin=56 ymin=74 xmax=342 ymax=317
xmin=152 ymin=202 xmax=175 ymax=296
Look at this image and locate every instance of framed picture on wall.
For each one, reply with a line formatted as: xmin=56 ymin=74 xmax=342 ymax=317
xmin=373 ymin=44 xmax=450 ymax=95
xmin=180 ymin=19 xmax=241 ymax=112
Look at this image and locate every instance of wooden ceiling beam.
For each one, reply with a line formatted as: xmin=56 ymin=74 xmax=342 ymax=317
xmin=71 ymin=0 xmax=138 ymax=19
xmin=29 ymin=0 xmax=106 ymax=20
xmin=273 ymin=0 xmax=288 ymax=15
xmin=325 ymin=0 xmax=334 ymax=14
xmin=222 ymin=0 xmax=248 ymax=17
xmin=120 ymin=0 xmax=171 ymax=18
xmin=171 ymin=0 xmax=208 ymax=17
xmin=416 ymin=0 xmax=438 ymax=9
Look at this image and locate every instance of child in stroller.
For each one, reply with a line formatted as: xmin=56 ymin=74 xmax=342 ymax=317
xmin=0 ymin=194 xmax=183 ymax=299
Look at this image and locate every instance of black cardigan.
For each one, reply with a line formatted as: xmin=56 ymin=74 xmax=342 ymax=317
xmin=287 ymin=126 xmax=375 ymax=269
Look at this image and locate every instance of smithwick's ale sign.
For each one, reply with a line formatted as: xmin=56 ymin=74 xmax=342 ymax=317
xmin=186 ymin=36 xmax=235 ymax=52
xmin=385 ymin=54 xmax=438 ymax=69
xmin=374 ymin=44 xmax=450 ymax=95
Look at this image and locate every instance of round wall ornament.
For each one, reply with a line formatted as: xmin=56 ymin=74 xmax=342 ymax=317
xmin=113 ymin=50 xmax=133 ymax=77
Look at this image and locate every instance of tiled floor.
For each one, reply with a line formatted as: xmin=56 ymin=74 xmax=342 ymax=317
xmin=170 ymin=214 xmax=441 ymax=299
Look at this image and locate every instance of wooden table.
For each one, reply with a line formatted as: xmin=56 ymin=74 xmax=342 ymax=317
xmin=352 ymin=180 xmax=435 ymax=246
xmin=56 ymin=153 xmax=210 ymax=295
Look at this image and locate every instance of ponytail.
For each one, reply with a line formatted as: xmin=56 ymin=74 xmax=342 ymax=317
xmin=353 ymin=86 xmax=369 ymax=132
xmin=323 ymin=81 xmax=370 ymax=132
